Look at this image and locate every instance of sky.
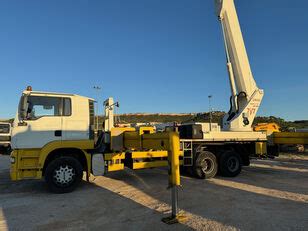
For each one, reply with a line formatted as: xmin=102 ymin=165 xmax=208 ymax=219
xmin=0 ymin=0 xmax=307 ymax=121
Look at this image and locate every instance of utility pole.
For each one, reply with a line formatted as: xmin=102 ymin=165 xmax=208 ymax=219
xmin=93 ymin=86 xmax=102 ymax=132
xmin=208 ymin=95 xmax=212 ymax=131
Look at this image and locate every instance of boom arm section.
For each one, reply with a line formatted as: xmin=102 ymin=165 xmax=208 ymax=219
xmin=215 ymin=0 xmax=264 ymax=131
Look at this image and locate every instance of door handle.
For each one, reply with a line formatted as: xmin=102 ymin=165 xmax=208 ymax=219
xmin=55 ymin=130 xmax=62 ymax=137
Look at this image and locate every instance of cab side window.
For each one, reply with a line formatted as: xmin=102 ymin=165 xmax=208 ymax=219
xmin=27 ymin=96 xmax=61 ymax=119
xmin=25 ymin=96 xmax=71 ymax=120
xmin=63 ymin=98 xmax=71 ymax=116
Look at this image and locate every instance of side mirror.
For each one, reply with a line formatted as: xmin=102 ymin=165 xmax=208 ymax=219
xmin=20 ymin=109 xmax=27 ymax=120
xmin=20 ymin=96 xmax=28 ymax=120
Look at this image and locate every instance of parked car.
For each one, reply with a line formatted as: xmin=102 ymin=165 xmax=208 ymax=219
xmin=0 ymin=122 xmax=11 ymax=154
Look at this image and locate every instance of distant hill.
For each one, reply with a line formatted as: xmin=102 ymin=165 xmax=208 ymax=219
xmin=110 ymin=112 xmax=307 ymax=131
xmin=254 ymin=117 xmax=308 ymax=131
xmin=2 ymin=113 xmax=307 ymax=131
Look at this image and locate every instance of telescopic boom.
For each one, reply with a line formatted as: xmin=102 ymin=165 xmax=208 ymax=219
xmin=215 ymin=0 xmax=264 ymax=131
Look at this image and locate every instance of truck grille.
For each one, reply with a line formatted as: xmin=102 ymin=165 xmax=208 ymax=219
xmin=0 ymin=124 xmax=10 ymax=134
xmin=0 ymin=136 xmax=11 ymax=142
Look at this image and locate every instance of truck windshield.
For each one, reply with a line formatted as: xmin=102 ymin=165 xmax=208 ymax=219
xmin=0 ymin=124 xmax=10 ymax=134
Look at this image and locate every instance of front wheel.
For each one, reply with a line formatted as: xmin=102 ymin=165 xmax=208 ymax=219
xmin=45 ymin=156 xmax=83 ymax=193
xmin=193 ymin=151 xmax=218 ymax=179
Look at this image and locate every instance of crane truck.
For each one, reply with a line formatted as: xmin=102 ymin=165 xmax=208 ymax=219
xmin=9 ymin=0 xmax=278 ymax=193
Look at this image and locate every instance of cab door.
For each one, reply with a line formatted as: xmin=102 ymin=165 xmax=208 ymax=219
xmin=61 ymin=97 xmax=91 ymax=141
xmin=13 ymin=95 xmax=63 ymax=149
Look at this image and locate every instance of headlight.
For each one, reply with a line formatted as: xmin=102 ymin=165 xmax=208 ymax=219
xmin=10 ymin=156 xmax=15 ymax=164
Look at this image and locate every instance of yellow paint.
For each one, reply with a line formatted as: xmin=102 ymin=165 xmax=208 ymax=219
xmin=254 ymin=123 xmax=280 ymax=135
xmin=131 ymin=151 xmax=168 ymax=158
xmin=104 ymin=152 xmax=125 ymax=172
xmin=108 ymin=163 xmax=124 ymax=171
xmin=124 ymin=131 xmax=141 ymax=150
xmin=132 ymin=160 xmax=184 ymax=170
xmin=11 ymin=131 xmax=183 ymax=183
xmin=274 ymin=138 xmax=308 ymax=144
xmin=143 ymin=133 xmax=170 ymax=150
xmin=273 ymin=132 xmax=308 ymax=138
xmin=255 ymin=142 xmax=267 ymax=156
xmin=138 ymin=126 xmax=155 ymax=135
xmin=10 ymin=149 xmax=41 ymax=180
xmin=168 ymin=132 xmax=181 ymax=186
xmin=111 ymin=127 xmax=136 ymax=151
xmin=38 ymin=140 xmax=93 ymax=168
xmin=273 ymin=132 xmax=308 ymax=144
xmin=133 ymin=161 xmax=168 ymax=169
xmin=123 ymin=130 xmax=172 ymax=151
xmin=111 ymin=126 xmax=154 ymax=151
xmin=104 ymin=153 xmax=125 ymax=161
xmin=10 ymin=140 xmax=94 ymax=181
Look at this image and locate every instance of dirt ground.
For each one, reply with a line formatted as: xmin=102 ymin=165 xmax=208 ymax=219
xmin=0 ymin=154 xmax=307 ymax=231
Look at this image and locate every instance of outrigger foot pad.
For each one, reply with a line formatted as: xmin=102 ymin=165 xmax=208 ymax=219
xmin=162 ymin=213 xmax=187 ymax=225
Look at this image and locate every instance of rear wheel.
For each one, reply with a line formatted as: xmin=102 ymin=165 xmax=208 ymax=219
xmin=219 ymin=150 xmax=242 ymax=177
xmin=193 ymin=151 xmax=218 ymax=179
xmin=45 ymin=156 xmax=83 ymax=193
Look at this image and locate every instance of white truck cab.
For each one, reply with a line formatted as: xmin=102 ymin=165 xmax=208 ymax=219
xmin=12 ymin=87 xmax=95 ymax=149
xmin=10 ymin=87 xmax=96 ymax=193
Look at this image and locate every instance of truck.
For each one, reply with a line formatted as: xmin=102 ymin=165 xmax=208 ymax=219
xmin=0 ymin=122 xmax=11 ymax=154
xmin=9 ymin=0 xmax=278 ymax=193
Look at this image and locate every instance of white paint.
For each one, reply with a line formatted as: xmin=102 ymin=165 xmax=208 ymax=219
xmin=215 ymin=0 xmax=264 ymax=131
xmin=11 ymin=91 xmax=93 ymax=149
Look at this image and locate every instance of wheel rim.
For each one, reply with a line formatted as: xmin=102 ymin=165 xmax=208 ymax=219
xmin=53 ymin=165 xmax=76 ymax=186
xmin=227 ymin=156 xmax=239 ymax=172
xmin=200 ymin=158 xmax=214 ymax=173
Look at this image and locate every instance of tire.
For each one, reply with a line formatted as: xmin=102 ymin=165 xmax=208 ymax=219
xmin=0 ymin=145 xmax=11 ymax=155
xmin=5 ymin=146 xmax=11 ymax=155
xmin=45 ymin=156 xmax=83 ymax=193
xmin=219 ymin=150 xmax=242 ymax=177
xmin=193 ymin=151 xmax=218 ymax=179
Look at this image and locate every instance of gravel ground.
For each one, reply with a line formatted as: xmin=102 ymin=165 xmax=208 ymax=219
xmin=0 ymin=154 xmax=307 ymax=231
